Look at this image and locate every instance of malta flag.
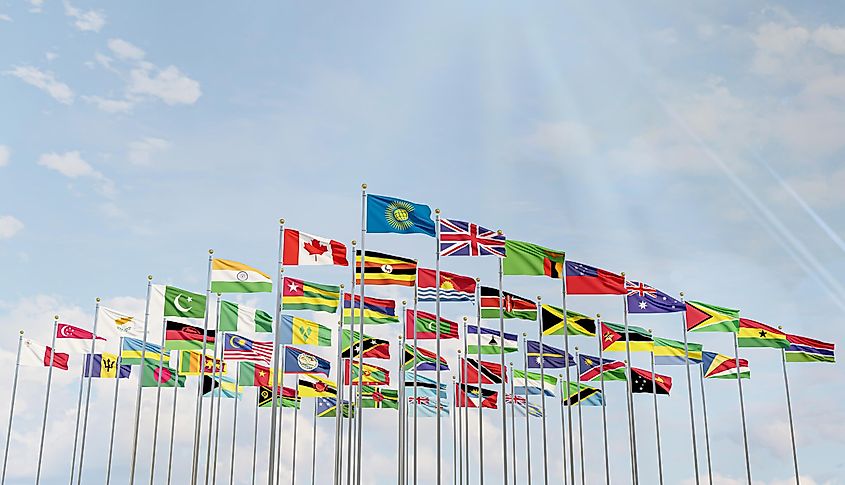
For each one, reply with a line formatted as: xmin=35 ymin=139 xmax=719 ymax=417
xmin=283 ymin=229 xmax=348 ymax=266
xmin=21 ymin=338 xmax=69 ymax=370
xmin=56 ymin=323 xmax=107 ymax=354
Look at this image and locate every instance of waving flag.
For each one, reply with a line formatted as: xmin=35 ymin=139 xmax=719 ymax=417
xmin=360 ymin=386 xmax=400 ymax=409
xmin=97 ymin=306 xmax=145 ymax=340
xmin=341 ymin=329 xmax=390 ymax=359
xmin=785 ymin=334 xmax=835 ymax=363
xmin=403 ymin=344 xmax=449 ymax=371
xmin=154 ymin=284 xmax=206 ymax=320
xmin=298 ymin=374 xmax=337 ymax=397
xmin=366 ymin=194 xmax=435 ymax=237
xmin=602 ymin=321 xmax=653 ymax=352
xmin=438 ymin=219 xmax=505 ymax=257
xmin=282 ymin=277 xmax=340 ymax=313
xmin=405 ymin=309 xmax=459 ymax=340
xmin=165 ymin=322 xmax=215 ymax=351
xmin=417 ymin=268 xmax=476 ymax=302
xmin=344 ymin=360 xmax=390 ymax=386
xmin=685 ymin=301 xmax=740 ymax=333
xmin=480 ymin=286 xmax=537 ymax=320
xmin=222 ymin=334 xmax=273 ymax=365
xmin=461 ymin=358 xmax=507 ymax=385
xmin=502 ymin=240 xmax=565 ymax=278
xmin=526 ymin=340 xmax=574 ymax=368
xmin=178 ymin=350 xmax=225 ymax=375
xmin=343 ymin=294 xmax=398 ymax=324
xmin=577 ymin=354 xmax=626 ymax=381
xmin=565 ymin=261 xmax=625 ymax=295
xmin=466 ymin=325 xmax=518 ymax=354
xmin=258 ymin=386 xmax=299 ymax=408
xmin=218 ymin=301 xmax=273 ymax=333
xmin=279 ymin=315 xmax=332 ymax=347
xmin=626 ymin=281 xmax=684 ymax=313
xmin=283 ymin=228 xmax=348 ymax=266
xmin=317 ymin=397 xmax=354 ymax=418
xmin=630 ymin=368 xmax=672 ymax=395
xmin=84 ymin=353 xmax=131 ymax=378
xmin=237 ymin=362 xmax=273 ymax=387
xmin=512 ymin=369 xmax=557 ymax=396
xmin=210 ymin=258 xmax=272 ymax=293
xmin=737 ymin=318 xmax=789 ymax=348
xmin=55 ymin=323 xmax=106 ymax=354
xmin=405 ymin=373 xmax=448 ymax=415
xmin=541 ymin=305 xmax=595 ymax=337
xmin=21 ymin=339 xmax=69 ymax=370
xmin=455 ymin=383 xmax=497 ymax=409
xmin=355 ymin=250 xmax=417 ymax=287
xmin=284 ymin=347 xmax=331 ymax=375
xmin=120 ymin=338 xmax=169 ymax=365
xmin=141 ymin=361 xmax=186 ymax=388
xmin=701 ymin=351 xmax=749 ymax=379
xmin=506 ymin=394 xmax=544 ymax=417
xmin=561 ymin=382 xmax=604 ymax=406
xmin=653 ymin=338 xmax=702 ymax=365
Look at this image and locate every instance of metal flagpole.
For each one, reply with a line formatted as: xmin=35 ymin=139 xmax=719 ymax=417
xmin=778 ymin=329 xmax=800 ymax=484
xmin=191 ymin=251 xmax=215 ymax=485
xmin=334 ymin=290 xmax=345 ymax=485
xmin=355 ymin=185 xmax=368 ymax=485
xmin=412 ymin=267 xmax=419 ymax=485
xmin=560 ymin=262 xmax=574 ymax=485
xmin=678 ymin=293 xmax=700 ymax=485
xmin=497 ymin=256 xmax=509 ymax=485
xmin=68 ymin=338 xmax=88 ymax=485
xmin=574 ymin=348 xmax=584 ymax=485
xmin=268 ymin=219 xmax=285 ymax=485
xmin=698 ymin=364 xmax=713 ymax=485
xmin=35 ymin=315 xmax=60 ymax=485
xmin=536 ymin=297 xmax=549 ymax=485
xmin=276 ymin=363 xmax=287 ymax=485
xmin=209 ymin=299 xmax=224 ymax=485
xmin=345 ymin=241 xmax=357 ymax=485
xmin=149 ymin=317 xmax=169 ymax=484
xmin=522 ymin=341 xmax=533 ymax=485
xmin=463 ymin=303 xmax=473 ymax=485
xmin=166 ymin=353 xmax=179 ymax=485
xmin=228 ymin=369 xmax=241 ymax=485
xmin=595 ymin=316 xmax=610 ymax=485
xmin=105 ymin=337 xmax=124 ymax=485
xmin=476 ymin=281 xmax=484 ymax=485
xmin=311 ymin=399 xmax=318 ymax=485
xmin=649 ymin=331 xmax=664 ymax=485
xmin=434 ymin=209 xmax=443 ymax=485
xmin=290 ymin=384 xmax=301 ymax=485
xmin=251 ymin=388 xmax=259 ymax=485
xmin=1 ymin=330 xmax=24 ymax=485
xmin=733 ymin=333 xmax=752 ymax=485
xmin=620 ymin=276 xmax=638 ymax=485
xmin=451 ymin=376 xmax=457 ymax=485
xmin=129 ymin=276 xmax=153 ymax=485
xmin=398 ymin=304 xmax=406 ymax=485
xmin=457 ymin=368 xmax=462 ymax=485
xmin=508 ymin=363 xmax=516 ymax=485
xmin=75 ymin=298 xmax=102 ymax=485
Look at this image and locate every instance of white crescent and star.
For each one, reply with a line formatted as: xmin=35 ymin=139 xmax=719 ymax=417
xmin=59 ymin=325 xmax=73 ymax=337
xmin=174 ymin=294 xmax=193 ymax=313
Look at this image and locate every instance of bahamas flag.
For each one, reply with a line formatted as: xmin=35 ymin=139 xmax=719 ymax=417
xmin=365 ymin=194 xmax=435 ymax=237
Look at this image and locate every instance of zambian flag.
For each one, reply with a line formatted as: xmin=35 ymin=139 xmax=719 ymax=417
xmin=685 ymin=301 xmax=740 ymax=333
xmin=541 ymin=305 xmax=595 ymax=337
xmin=602 ymin=321 xmax=653 ymax=352
xmin=502 ymin=240 xmax=565 ymax=278
xmin=737 ymin=318 xmax=789 ymax=348
xmin=282 ymin=277 xmax=340 ymax=313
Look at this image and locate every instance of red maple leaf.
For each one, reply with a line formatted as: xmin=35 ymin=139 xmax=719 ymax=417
xmin=303 ymin=239 xmax=328 ymax=256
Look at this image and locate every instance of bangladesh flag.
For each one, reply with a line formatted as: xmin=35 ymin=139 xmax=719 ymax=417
xmin=155 ymin=285 xmax=206 ymax=319
xmin=502 ymin=240 xmax=565 ymax=278
xmin=140 ymin=361 xmax=186 ymax=388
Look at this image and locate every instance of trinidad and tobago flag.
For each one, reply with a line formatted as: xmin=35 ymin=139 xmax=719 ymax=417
xmin=460 ymin=358 xmax=507 ymax=384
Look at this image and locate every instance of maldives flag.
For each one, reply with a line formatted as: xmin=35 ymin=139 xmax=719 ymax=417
xmin=55 ymin=323 xmax=107 ymax=354
xmin=405 ymin=309 xmax=459 ymax=340
xmin=565 ymin=261 xmax=625 ymax=295
xmin=21 ymin=338 xmax=70 ymax=370
xmin=283 ymin=229 xmax=348 ymax=266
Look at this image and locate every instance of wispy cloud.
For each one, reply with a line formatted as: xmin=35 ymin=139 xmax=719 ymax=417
xmin=128 ymin=137 xmax=170 ymax=165
xmin=0 ymin=145 xmax=9 ymax=167
xmin=36 ymin=151 xmax=116 ymax=197
xmin=0 ymin=216 xmax=24 ymax=239
xmin=63 ymin=0 xmax=106 ymax=32
xmin=7 ymin=66 xmax=74 ymax=104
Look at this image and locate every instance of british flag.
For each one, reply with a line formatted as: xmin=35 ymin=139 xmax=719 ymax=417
xmin=439 ymin=219 xmax=505 ymax=257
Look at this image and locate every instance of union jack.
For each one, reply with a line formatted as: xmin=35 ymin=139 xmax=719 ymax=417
xmin=625 ymin=281 xmax=657 ymax=298
xmin=505 ymin=394 xmax=526 ymax=405
xmin=439 ymin=219 xmax=505 ymax=257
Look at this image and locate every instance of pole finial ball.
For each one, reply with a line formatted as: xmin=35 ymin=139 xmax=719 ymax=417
xmin=340 ymin=284 xmax=345 ymax=289
xmin=54 ymin=315 xmax=59 ymax=320
xmin=497 ymin=230 xmax=503 ymax=235
xmin=96 ymin=297 xmax=101 ymax=303
xmin=620 ymin=271 xmax=625 ymax=277
xmin=680 ymin=291 xmax=685 ymax=297
xmin=435 ymin=208 xmax=441 ymax=215
xmin=209 ymin=249 xmax=214 ymax=255
xmin=596 ymin=313 xmax=601 ymax=318
xmin=361 ymin=183 xmax=367 ymax=190
xmin=402 ymin=300 xmax=407 ymax=305
xmin=352 ymin=240 xmax=357 ymax=246
xmin=148 ymin=275 xmax=153 ymax=280
xmin=522 ymin=332 xmax=527 ymax=336
xmin=575 ymin=346 xmax=579 ymax=351
xmin=280 ymin=218 xmax=285 ymax=225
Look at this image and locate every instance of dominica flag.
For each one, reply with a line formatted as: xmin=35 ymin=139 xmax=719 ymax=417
xmin=344 ymin=359 xmax=390 ymax=386
xmin=602 ymin=321 xmax=653 ymax=352
xmin=238 ymin=362 xmax=273 ymax=387
xmin=785 ymin=334 xmax=835 ymax=363
xmin=316 ymin=397 xmax=354 ymax=418
xmin=365 ymin=194 xmax=435 ymax=237
xmin=343 ymin=294 xmax=398 ymax=324
xmin=120 ymin=338 xmax=169 ymax=365
xmin=218 ymin=301 xmax=273 ymax=333
xmin=360 ymin=386 xmax=399 ymax=409
xmin=417 ymin=268 xmax=476 ymax=302
xmin=512 ymin=369 xmax=557 ymax=396
xmin=630 ymin=367 xmax=672 ymax=395
xmin=153 ymin=285 xmax=206 ymax=320
xmin=282 ymin=228 xmax=349 ymax=266
xmin=737 ymin=318 xmax=789 ymax=348
xmin=282 ymin=277 xmax=340 ymax=313
xmin=341 ymin=329 xmax=390 ymax=359
xmin=279 ymin=315 xmax=332 ymax=346
xmin=541 ymin=305 xmax=596 ymax=337
xmin=355 ymin=250 xmax=417 ymax=287
xmin=83 ymin=353 xmax=131 ymax=378
xmin=405 ymin=309 xmax=459 ymax=340
xmin=140 ymin=361 xmax=186 ymax=388
xmin=466 ymin=325 xmax=518 ymax=354
xmin=298 ymin=374 xmax=337 ymax=397
xmin=480 ymin=286 xmax=537 ymax=320
xmin=202 ymin=375 xmax=243 ymax=398
xmin=653 ymin=338 xmax=703 ymax=365
xmin=177 ymin=350 xmax=225 ymax=375
xmin=502 ymin=240 xmax=565 ymax=278
xmin=403 ymin=344 xmax=448 ymax=371
xmin=210 ymin=258 xmax=272 ymax=293
xmin=701 ymin=351 xmax=750 ymax=379
xmin=165 ymin=321 xmax=215 ymax=351
xmin=561 ymin=381 xmax=604 ymax=406
xmin=685 ymin=301 xmax=740 ymax=333
xmin=258 ymin=386 xmax=299 ymax=408
xmin=577 ymin=353 xmax=627 ymax=381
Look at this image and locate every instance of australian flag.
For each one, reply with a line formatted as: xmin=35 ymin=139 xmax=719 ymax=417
xmin=626 ymin=281 xmax=684 ymax=314
xmin=526 ymin=340 xmax=574 ymax=368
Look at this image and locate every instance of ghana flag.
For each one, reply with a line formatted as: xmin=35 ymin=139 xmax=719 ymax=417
xmin=737 ymin=318 xmax=789 ymax=348
xmin=602 ymin=321 xmax=653 ymax=352
xmin=541 ymin=304 xmax=595 ymax=337
xmin=355 ymin=250 xmax=417 ymax=287
xmin=341 ymin=329 xmax=390 ymax=359
xmin=282 ymin=277 xmax=340 ymax=313
xmin=480 ymin=286 xmax=536 ymax=320
xmin=502 ymin=240 xmax=565 ymax=278
xmin=785 ymin=334 xmax=835 ymax=363
xmin=685 ymin=301 xmax=740 ymax=332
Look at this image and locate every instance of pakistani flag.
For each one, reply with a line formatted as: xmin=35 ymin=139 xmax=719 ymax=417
xmin=513 ymin=369 xmax=557 ymax=397
xmin=218 ymin=300 xmax=273 ymax=333
xmin=154 ymin=285 xmax=206 ymax=319
xmin=466 ymin=325 xmax=518 ymax=354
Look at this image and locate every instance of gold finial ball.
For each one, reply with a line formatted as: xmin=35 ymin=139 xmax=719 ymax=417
xmin=361 ymin=183 xmax=367 ymax=190
xmin=648 ymin=328 xmax=653 ymax=333
xmin=497 ymin=230 xmax=503 ymax=235
xmin=522 ymin=332 xmax=527 ymax=336
xmin=596 ymin=313 xmax=601 ymax=318
xmin=457 ymin=349 xmax=462 ymax=354
xmin=54 ymin=315 xmax=59 ymax=320
xmin=463 ymin=316 xmax=468 ymax=321
xmin=340 ymin=284 xmax=345 ymax=289
xmin=402 ymin=300 xmax=407 ymax=305
xmin=575 ymin=346 xmax=579 ymax=351
xmin=209 ymin=249 xmax=214 ymax=255
xmin=147 ymin=275 xmax=153 ymax=280
xmin=680 ymin=291 xmax=685 ymax=297
xmin=279 ymin=218 xmax=285 ymax=224
xmin=537 ymin=295 xmax=542 ymax=301
xmin=435 ymin=208 xmax=441 ymax=215
xmin=620 ymin=271 xmax=625 ymax=277
xmin=279 ymin=268 xmax=285 ymax=273
xmin=96 ymin=297 xmax=101 ymax=302
xmin=217 ymin=293 xmax=222 ymax=297
xmin=475 ymin=277 xmax=480 ymax=282
xmin=352 ymin=240 xmax=357 ymax=246
xmin=19 ymin=330 xmax=24 ymax=335
xmin=778 ymin=325 xmax=783 ymax=330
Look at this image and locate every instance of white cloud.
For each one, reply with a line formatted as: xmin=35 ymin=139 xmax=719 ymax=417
xmin=45 ymin=51 xmax=57 ymax=62
xmin=0 ymin=145 xmax=9 ymax=166
xmin=812 ymin=25 xmax=845 ymax=55
xmin=0 ymin=216 xmax=23 ymax=240
xmin=82 ymin=95 xmax=135 ymax=113
xmin=7 ymin=66 xmax=74 ymax=104
xmin=128 ymin=65 xmax=201 ymax=105
xmin=0 ymin=13 xmax=11 ymax=22
xmin=128 ymin=137 xmax=170 ymax=165
xmin=27 ymin=0 xmax=43 ymax=13
xmin=63 ymin=1 xmax=105 ymax=32
xmin=107 ymin=38 xmax=145 ymax=60
xmin=36 ymin=151 xmax=117 ymax=197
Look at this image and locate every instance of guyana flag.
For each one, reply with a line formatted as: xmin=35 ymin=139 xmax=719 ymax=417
xmin=341 ymin=329 xmax=390 ymax=359
xmin=359 ymin=386 xmax=399 ymax=409
xmin=344 ymin=359 xmax=389 ymax=386
xmin=502 ymin=240 xmax=565 ymax=278
xmin=479 ymin=286 xmax=537 ymax=320
xmin=258 ymin=386 xmax=299 ymax=408
xmin=355 ymin=250 xmax=417 ymax=287
xmin=541 ymin=305 xmax=595 ymax=337
xmin=685 ymin=301 xmax=740 ymax=333
xmin=737 ymin=318 xmax=789 ymax=348
xmin=282 ymin=277 xmax=340 ymax=313
xmin=238 ymin=362 xmax=273 ymax=387
xmin=602 ymin=321 xmax=653 ymax=352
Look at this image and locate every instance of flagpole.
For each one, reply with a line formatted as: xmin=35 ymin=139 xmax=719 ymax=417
xmin=149 ymin=317 xmax=169 ymax=484
xmin=434 ymin=208 xmax=443 ymax=485
xmin=698 ymin=364 xmax=713 ymax=485
xmin=463 ymin=302 xmax=473 ymax=485
xmin=574 ymin=348 xmax=585 ymax=485
xmin=105 ymin=337 xmax=124 ymax=485
xmin=229 ymin=369 xmax=241 ymax=485
xmin=355 ymin=184 xmax=368 ymax=485
xmin=732 ymin=333 xmax=752 ymax=485
xmin=346 ymin=241 xmax=357 ymax=485
xmin=68 ymin=337 xmax=87 ymax=485
xmin=251 ymin=388 xmax=259 ymax=485
xmin=190 ymin=251 xmax=215 ymax=485
xmin=595 ymin=316 xmax=609 ymax=485
xmin=412 ymin=266 xmax=419 ymax=485
xmin=678 ymin=293 xmax=701 ymax=485
xmin=398 ymin=306 xmax=406 ymax=485
xmin=451 ymin=376 xmax=457 ymax=485
xmin=778 ymin=329 xmax=800 ymax=484
xmin=275 ymin=361 xmax=287 ymax=485
xmin=648 ymin=332 xmax=664 ymax=485
xmin=269 ymin=219 xmax=285 ymax=485
xmin=508 ymin=363 xmax=516 ymax=485
xmin=0 ymin=330 xmax=23 ymax=485
xmin=560 ymin=260 xmax=574 ymax=485
xmin=334 ymin=291 xmax=345 ymax=485
xmin=496 ymin=255 xmax=509 ymax=485
xmin=457 ymin=349 xmax=464 ymax=485
xmin=209 ymin=299 xmax=224 ymax=485
xmin=128 ymin=276 xmax=153 ymax=485
xmin=35 ymin=315 xmax=59 ymax=485
xmin=290 ymin=384 xmax=301 ymax=485
xmin=311 ymin=399 xmax=318 ymax=485
xmin=166 ymin=353 xmax=179 ymax=485
xmin=522 ymin=339 xmax=533 ymax=485
xmin=476 ymin=278 xmax=485 ymax=485
xmin=620 ymin=275 xmax=638 ymax=485
xmin=536 ymin=297 xmax=549 ymax=485
xmin=75 ymin=298 xmax=102 ymax=485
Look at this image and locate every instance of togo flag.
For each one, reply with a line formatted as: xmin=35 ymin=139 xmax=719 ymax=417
xmin=218 ymin=301 xmax=273 ymax=333
xmin=211 ymin=258 xmax=272 ymax=293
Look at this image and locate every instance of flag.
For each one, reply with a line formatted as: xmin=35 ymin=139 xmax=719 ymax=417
xmin=154 ymin=285 xmax=206 ymax=320
xmin=602 ymin=321 xmax=653 ymax=352
xmin=599 ymin=322 xmax=621 ymax=350
xmin=164 ymin=321 xmax=215 ymax=351
xmin=630 ymin=367 xmax=672 ymax=395
xmin=455 ymin=383 xmax=497 ymax=409
xmin=360 ymin=386 xmax=400 ymax=409
xmin=343 ymin=294 xmax=398 ymax=324
xmin=279 ymin=315 xmax=332 ymax=347
xmin=685 ymin=301 xmax=740 ymax=333
xmin=479 ymin=286 xmax=537 ymax=320
xmin=202 ymin=375 xmax=242 ymax=398
xmin=541 ymin=305 xmax=596 ymax=337
xmin=283 ymin=228 xmax=348 ymax=266
xmin=141 ymin=361 xmax=186 ymax=388
xmin=84 ymin=353 xmax=131 ymax=378
xmin=341 ymin=329 xmax=390 ymax=359
xmin=564 ymin=261 xmax=625 ymax=295
xmin=55 ymin=323 xmax=107 ymax=354
xmin=403 ymin=344 xmax=448 ymax=371
xmin=506 ymin=395 xmax=544 ymax=417
xmin=738 ymin=318 xmax=789 ymax=348
xmin=701 ymin=351 xmax=750 ymax=379
xmin=222 ymin=334 xmax=273 ymax=365
xmin=438 ymin=219 xmax=506 ymax=257
xmin=561 ymin=382 xmax=604 ymax=406
xmin=466 ymin=325 xmax=518 ymax=354
xmin=526 ymin=340 xmax=574 ymax=368
xmin=258 ymin=386 xmax=299 ymax=408
xmin=577 ymin=354 xmax=627 ymax=381
xmin=210 ymin=258 xmax=272 ymax=293
xmin=177 ymin=350 xmax=225 ymax=375
xmin=405 ymin=309 xmax=459 ymax=340
xmin=344 ymin=360 xmax=390 ymax=386
xmin=625 ymin=281 xmax=684 ymax=313
xmin=653 ymin=338 xmax=703 ymax=365
xmin=218 ymin=301 xmax=273 ymax=333
xmin=461 ymin=358 xmax=507 ymax=385
xmin=405 ymin=374 xmax=448 ymax=416
xmin=502 ymin=240 xmax=565 ymax=278
xmin=355 ymin=250 xmax=417 ymax=286
xmin=298 ymin=374 xmax=338 ymax=397
xmin=316 ymin=397 xmax=354 ymax=418
xmin=366 ymin=194 xmax=435 ymax=237
xmin=238 ymin=362 xmax=273 ymax=386
xmin=785 ymin=334 xmax=835 ymax=363
xmin=282 ymin=277 xmax=340 ymax=313
xmin=96 ymin=306 xmax=145 ymax=339
xmin=283 ymin=347 xmax=331 ymax=375
xmin=512 ymin=369 xmax=557 ymax=396
xmin=20 ymin=338 xmax=69 ymax=370
xmin=417 ymin=268 xmax=476 ymax=302
xmin=120 ymin=338 xmax=169 ymax=365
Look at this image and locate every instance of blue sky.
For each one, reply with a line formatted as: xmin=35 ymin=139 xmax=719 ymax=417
xmin=1 ymin=1 xmax=844 ymax=484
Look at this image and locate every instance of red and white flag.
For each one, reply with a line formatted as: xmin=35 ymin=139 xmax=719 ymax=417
xmin=55 ymin=323 xmax=107 ymax=354
xmin=21 ymin=338 xmax=69 ymax=370
xmin=282 ymin=229 xmax=348 ymax=266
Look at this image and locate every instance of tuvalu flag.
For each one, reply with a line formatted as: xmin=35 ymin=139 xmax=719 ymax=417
xmin=298 ymin=374 xmax=337 ymax=397
xmin=480 ymin=286 xmax=536 ymax=320
xmin=365 ymin=194 xmax=435 ymax=237
xmin=737 ymin=318 xmax=789 ymax=348
xmin=282 ymin=277 xmax=340 ymax=314
xmin=283 ymin=228 xmax=348 ymax=266
xmin=355 ymin=250 xmax=417 ymax=287
xmin=541 ymin=305 xmax=595 ymax=337
xmin=165 ymin=321 xmax=215 ymax=351
xmin=343 ymin=294 xmax=398 ymax=324
xmin=344 ymin=359 xmax=390 ymax=386
xmin=602 ymin=321 xmax=653 ymax=352
xmin=405 ymin=309 xmax=459 ymax=340
xmin=279 ymin=315 xmax=332 ymax=347
xmin=238 ymin=362 xmax=273 ymax=386
xmin=84 ymin=353 xmax=131 ymax=378
xmin=177 ymin=350 xmax=225 ymax=375
xmin=502 ymin=240 xmax=565 ymax=278
xmin=210 ymin=258 xmax=272 ymax=293
xmin=685 ymin=301 xmax=740 ymax=333
xmin=417 ymin=268 xmax=476 ymax=302
xmin=341 ymin=329 xmax=390 ymax=359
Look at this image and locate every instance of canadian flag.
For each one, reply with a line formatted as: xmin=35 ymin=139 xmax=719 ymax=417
xmin=282 ymin=229 xmax=348 ymax=266
xmin=55 ymin=323 xmax=107 ymax=354
xmin=21 ymin=338 xmax=70 ymax=370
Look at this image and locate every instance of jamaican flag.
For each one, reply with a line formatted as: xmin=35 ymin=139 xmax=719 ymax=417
xmin=541 ymin=305 xmax=595 ymax=337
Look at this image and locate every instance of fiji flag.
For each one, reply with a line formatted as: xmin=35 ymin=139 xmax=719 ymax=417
xmin=366 ymin=194 xmax=435 ymax=237
xmin=283 ymin=346 xmax=331 ymax=375
xmin=626 ymin=281 xmax=684 ymax=314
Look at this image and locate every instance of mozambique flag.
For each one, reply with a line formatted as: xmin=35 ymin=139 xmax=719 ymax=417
xmin=83 ymin=353 xmax=131 ymax=378
xmin=164 ymin=322 xmax=215 ymax=351
xmin=599 ymin=322 xmax=621 ymax=350
xmin=177 ymin=350 xmax=226 ymax=375
xmin=210 ymin=258 xmax=272 ymax=293
xmin=653 ymin=338 xmax=703 ymax=365
xmin=405 ymin=309 xmax=459 ymax=339
xmin=344 ymin=359 xmax=390 ymax=386
xmin=359 ymin=385 xmax=399 ymax=409
xmin=238 ymin=362 xmax=273 ymax=387
xmin=631 ymin=367 xmax=672 ymax=395
xmin=341 ymin=329 xmax=390 ymax=359
xmin=541 ymin=305 xmax=595 ymax=337
xmin=343 ymin=294 xmax=398 ymax=324
xmin=685 ymin=301 xmax=740 ymax=332
xmin=479 ymin=286 xmax=537 ymax=320
xmin=316 ymin=397 xmax=354 ymax=418
xmin=298 ymin=374 xmax=337 ymax=397
xmin=561 ymin=381 xmax=604 ymax=406
xmin=279 ymin=315 xmax=332 ymax=346
xmin=577 ymin=354 xmax=626 ymax=381
xmin=355 ymin=250 xmax=417 ymax=287
xmin=701 ymin=351 xmax=750 ymax=379
xmin=282 ymin=277 xmax=340 ymax=313
xmin=403 ymin=344 xmax=448 ymax=371
xmin=258 ymin=386 xmax=299 ymax=408
xmin=785 ymin=334 xmax=835 ymax=363
xmin=502 ymin=240 xmax=565 ymax=278
xmin=140 ymin=361 xmax=186 ymax=388
xmin=120 ymin=338 xmax=169 ymax=365
xmin=602 ymin=321 xmax=653 ymax=352
xmin=737 ymin=318 xmax=789 ymax=348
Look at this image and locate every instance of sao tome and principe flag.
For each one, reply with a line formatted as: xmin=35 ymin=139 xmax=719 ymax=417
xmin=625 ymin=281 xmax=684 ymax=314
xmin=701 ymin=351 xmax=750 ymax=379
xmin=466 ymin=325 xmax=518 ymax=354
xmin=541 ymin=305 xmax=596 ymax=337
xmin=83 ymin=353 xmax=131 ymax=378
xmin=405 ymin=309 xmax=459 ymax=340
xmin=601 ymin=321 xmax=653 ymax=352
xmin=785 ymin=334 xmax=835 ymax=363
xmin=282 ymin=277 xmax=340 ymax=313
xmin=341 ymin=329 xmax=390 ymax=359
xmin=343 ymin=294 xmax=398 ymax=324
xmin=355 ymin=250 xmax=417 ymax=287
xmin=653 ymin=338 xmax=703 ymax=365
xmin=526 ymin=340 xmax=574 ymax=369
xmin=222 ymin=333 xmax=274 ymax=365
xmin=258 ymin=386 xmax=299 ymax=408
xmin=21 ymin=339 xmax=69 ymax=370
xmin=502 ymin=240 xmax=565 ymax=278
xmin=737 ymin=318 xmax=789 ymax=348
xmin=365 ymin=194 xmax=435 ymax=237
xmin=438 ymin=218 xmax=506 ymax=257
xmin=344 ymin=359 xmax=390 ymax=386
xmin=564 ymin=261 xmax=625 ymax=295
xmin=403 ymin=344 xmax=449 ymax=371
xmin=685 ymin=301 xmax=740 ymax=332
xmin=282 ymin=228 xmax=348 ymax=266
xmin=165 ymin=321 xmax=215 ymax=351
xmin=120 ymin=338 xmax=169 ymax=365
xmin=630 ymin=367 xmax=672 ymax=395
xmin=460 ymin=358 xmax=507 ymax=385
xmin=577 ymin=354 xmax=627 ymax=381
xmin=561 ymin=382 xmax=604 ymax=406
xmin=512 ymin=369 xmax=557 ymax=396
xmin=177 ymin=350 xmax=225 ymax=375
xmin=455 ymin=383 xmax=497 ymax=409
xmin=417 ymin=268 xmax=476 ymax=302
xmin=284 ymin=347 xmax=331 ymax=375
xmin=279 ymin=315 xmax=332 ymax=347
xmin=210 ymin=258 xmax=272 ymax=293
xmin=154 ymin=285 xmax=207 ymax=320
xmin=480 ymin=286 xmax=537 ymax=320
xmin=141 ymin=361 xmax=186 ymax=388
xmin=238 ymin=362 xmax=273 ymax=387
xmin=298 ymin=374 xmax=337 ymax=397
xmin=218 ymin=301 xmax=273 ymax=333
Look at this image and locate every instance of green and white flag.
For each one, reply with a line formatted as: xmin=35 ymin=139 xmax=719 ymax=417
xmin=211 ymin=258 xmax=272 ymax=293
xmin=154 ymin=284 xmax=207 ymax=320
xmin=466 ymin=324 xmax=518 ymax=354
xmin=513 ymin=369 xmax=557 ymax=397
xmin=218 ymin=300 xmax=273 ymax=333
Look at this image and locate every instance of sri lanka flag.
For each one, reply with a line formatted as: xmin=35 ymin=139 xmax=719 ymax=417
xmin=565 ymin=261 xmax=625 ymax=295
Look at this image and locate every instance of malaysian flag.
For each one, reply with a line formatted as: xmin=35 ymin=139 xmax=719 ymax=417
xmin=439 ymin=219 xmax=506 ymax=257
xmin=222 ymin=333 xmax=273 ymax=365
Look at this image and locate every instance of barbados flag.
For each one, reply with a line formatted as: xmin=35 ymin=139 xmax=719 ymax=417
xmin=83 ymin=353 xmax=131 ymax=378
xmin=365 ymin=194 xmax=435 ymax=237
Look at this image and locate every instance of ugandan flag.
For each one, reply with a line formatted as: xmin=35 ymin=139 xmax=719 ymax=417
xmin=479 ymin=286 xmax=537 ymax=320
xmin=164 ymin=322 xmax=215 ymax=351
xmin=282 ymin=277 xmax=340 ymax=314
xmin=298 ymin=374 xmax=337 ymax=397
xmin=541 ymin=305 xmax=595 ymax=337
xmin=602 ymin=321 xmax=653 ymax=352
xmin=341 ymin=329 xmax=390 ymax=359
xmin=631 ymin=367 xmax=672 ymax=395
xmin=355 ymin=250 xmax=417 ymax=287
xmin=344 ymin=359 xmax=390 ymax=386
xmin=737 ymin=318 xmax=789 ymax=348
xmin=685 ymin=301 xmax=740 ymax=333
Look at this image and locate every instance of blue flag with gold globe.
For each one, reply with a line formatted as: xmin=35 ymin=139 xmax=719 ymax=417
xmin=366 ymin=194 xmax=435 ymax=236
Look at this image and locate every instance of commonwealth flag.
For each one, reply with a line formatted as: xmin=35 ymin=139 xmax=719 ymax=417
xmin=83 ymin=353 xmax=130 ymax=378
xmin=279 ymin=315 xmax=332 ymax=347
xmin=355 ymin=250 xmax=417 ymax=287
xmin=282 ymin=277 xmax=340 ymax=313
xmin=343 ymin=294 xmax=398 ymax=324
xmin=512 ymin=369 xmax=557 ymax=396
xmin=785 ymin=334 xmax=835 ymax=363
xmin=218 ymin=301 xmax=273 ymax=333
xmin=701 ymin=351 xmax=749 ymax=379
xmin=541 ymin=305 xmax=595 ymax=337
xmin=685 ymin=301 xmax=740 ymax=333
xmin=737 ymin=318 xmax=789 ymax=348
xmin=365 ymin=194 xmax=435 ymax=237
xmin=120 ymin=338 xmax=169 ymax=365
xmin=602 ymin=321 xmax=653 ymax=352
xmin=502 ymin=240 xmax=565 ymax=278
xmin=653 ymin=338 xmax=702 ymax=365
xmin=210 ymin=258 xmax=272 ymax=293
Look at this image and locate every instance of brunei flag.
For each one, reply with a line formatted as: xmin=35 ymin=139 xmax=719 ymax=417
xmin=210 ymin=258 xmax=272 ymax=293
xmin=344 ymin=359 xmax=390 ymax=386
xmin=177 ymin=350 xmax=225 ymax=375
xmin=631 ymin=367 xmax=672 ymax=395
xmin=279 ymin=315 xmax=332 ymax=346
xmin=258 ymin=386 xmax=299 ymax=408
xmin=541 ymin=305 xmax=595 ymax=337
xmin=282 ymin=277 xmax=340 ymax=314
xmin=298 ymin=374 xmax=337 ymax=397
xmin=165 ymin=321 xmax=215 ymax=351
xmin=355 ymin=250 xmax=417 ymax=287
xmin=561 ymin=381 xmax=604 ymax=406
xmin=602 ymin=321 xmax=653 ymax=352
xmin=653 ymin=338 xmax=703 ymax=365
xmin=83 ymin=353 xmax=131 ymax=378
xmin=685 ymin=301 xmax=740 ymax=333
xmin=343 ymin=294 xmax=398 ymax=324
xmin=701 ymin=351 xmax=749 ymax=379
xmin=341 ymin=329 xmax=390 ymax=359
xmin=480 ymin=286 xmax=537 ymax=320
xmin=737 ymin=318 xmax=789 ymax=348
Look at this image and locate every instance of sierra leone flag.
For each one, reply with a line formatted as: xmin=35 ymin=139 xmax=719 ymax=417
xmin=211 ymin=258 xmax=272 ymax=293
xmin=466 ymin=325 xmax=517 ymax=354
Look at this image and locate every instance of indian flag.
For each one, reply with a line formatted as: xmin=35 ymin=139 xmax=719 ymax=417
xmin=218 ymin=300 xmax=273 ymax=333
xmin=211 ymin=259 xmax=272 ymax=293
